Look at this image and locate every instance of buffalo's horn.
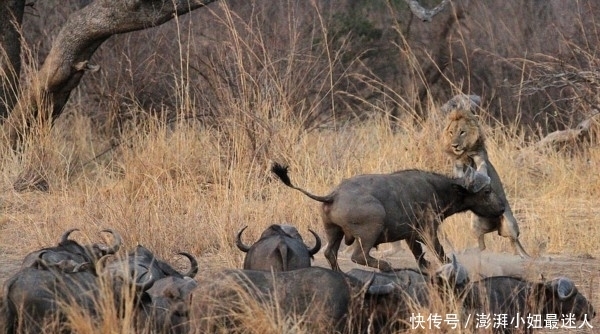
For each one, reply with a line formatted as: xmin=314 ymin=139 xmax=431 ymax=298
xmin=100 ymin=229 xmax=123 ymax=254
xmin=465 ymin=169 xmax=490 ymax=192
xmin=96 ymin=254 xmax=114 ymax=272
xmin=451 ymin=254 xmax=469 ymax=286
xmin=552 ymin=277 xmax=577 ymax=301
xmin=178 ymin=252 xmax=199 ymax=278
xmin=307 ymin=229 xmax=322 ymax=256
xmin=33 ymin=251 xmax=49 ymax=269
xmin=135 ymin=272 xmax=155 ymax=292
xmin=37 ymin=250 xmax=47 ymax=259
xmin=473 ymin=171 xmax=491 ymax=192
xmin=235 ymin=226 xmax=251 ymax=252
xmin=462 ymin=166 xmax=490 ymax=192
xmin=60 ymin=228 xmax=80 ymax=243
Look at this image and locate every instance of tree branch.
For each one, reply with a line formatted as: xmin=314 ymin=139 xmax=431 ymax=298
xmin=2 ymin=0 xmax=219 ymax=148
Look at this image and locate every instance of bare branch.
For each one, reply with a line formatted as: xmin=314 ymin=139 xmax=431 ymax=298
xmin=403 ymin=0 xmax=451 ymax=22
xmin=2 ymin=0 xmax=219 ymax=148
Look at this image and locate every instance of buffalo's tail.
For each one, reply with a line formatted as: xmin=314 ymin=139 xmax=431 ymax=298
xmin=270 ymin=163 xmax=334 ymax=203
xmin=277 ymin=243 xmax=289 ymax=272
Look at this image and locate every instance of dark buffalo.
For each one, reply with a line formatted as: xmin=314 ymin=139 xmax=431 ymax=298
xmin=345 ymin=256 xmax=470 ymax=331
xmin=346 ymin=267 xmax=428 ymax=303
xmin=2 ymin=228 xmax=122 ymax=333
xmin=2 ymin=266 xmax=100 ymax=333
xmin=104 ymin=245 xmax=199 ymax=334
xmin=346 ymin=267 xmax=429 ymax=331
xmin=190 ymin=266 xmax=426 ymax=333
xmin=105 ymin=245 xmax=198 ymax=285
xmin=462 ymin=275 xmax=596 ymax=333
xmin=348 ymin=254 xmax=469 ymax=296
xmin=2 ymin=229 xmax=122 ymax=333
xmin=235 ymin=224 xmax=321 ymax=271
xmin=271 ymin=162 xmax=505 ymax=271
xmin=21 ymin=228 xmax=122 ymax=273
xmin=136 ymin=276 xmax=199 ymax=334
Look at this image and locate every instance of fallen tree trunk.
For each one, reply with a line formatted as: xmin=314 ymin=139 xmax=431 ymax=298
xmin=535 ymin=113 xmax=600 ymax=152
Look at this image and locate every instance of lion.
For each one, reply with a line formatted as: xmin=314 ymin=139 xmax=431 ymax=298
xmin=442 ymin=108 xmax=530 ymax=258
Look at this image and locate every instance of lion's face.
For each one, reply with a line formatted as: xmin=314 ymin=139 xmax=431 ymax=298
xmin=442 ymin=109 xmax=483 ymax=158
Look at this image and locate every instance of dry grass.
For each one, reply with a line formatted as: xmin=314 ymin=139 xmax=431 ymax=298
xmin=1 ymin=1 xmax=599 ymax=333
xmin=1 ymin=110 xmax=598 ymax=332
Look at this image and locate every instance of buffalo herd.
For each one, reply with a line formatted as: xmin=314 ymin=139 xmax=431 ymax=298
xmin=0 ymin=165 xmax=596 ymax=333
xmin=0 ymin=223 xmax=595 ymax=333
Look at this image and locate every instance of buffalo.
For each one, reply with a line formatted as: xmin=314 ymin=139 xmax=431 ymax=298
xmin=345 ymin=255 xmax=470 ymax=331
xmin=190 ymin=267 xmax=462 ymax=333
xmin=2 ymin=233 xmax=200 ymax=334
xmin=346 ymin=267 xmax=430 ymax=331
xmin=235 ymin=224 xmax=321 ymax=271
xmin=105 ymin=245 xmax=198 ymax=285
xmin=104 ymin=245 xmax=199 ymax=333
xmin=2 ymin=228 xmax=123 ymax=333
xmin=2 ymin=266 xmax=101 ymax=333
xmin=461 ymin=275 xmax=596 ymax=333
xmin=136 ymin=276 xmax=198 ymax=334
xmin=271 ymin=162 xmax=505 ymax=271
xmin=21 ymin=228 xmax=122 ymax=273
xmin=191 ymin=266 xmax=434 ymax=333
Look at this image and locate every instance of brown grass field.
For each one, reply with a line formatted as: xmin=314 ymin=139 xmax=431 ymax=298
xmin=1 ymin=1 xmax=599 ymax=332
xmin=0 ymin=111 xmax=598 ymax=333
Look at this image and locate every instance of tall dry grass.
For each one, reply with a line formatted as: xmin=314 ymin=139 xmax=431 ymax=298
xmin=1 ymin=1 xmax=599 ymax=333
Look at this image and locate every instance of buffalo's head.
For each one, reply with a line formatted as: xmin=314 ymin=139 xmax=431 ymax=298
xmin=531 ymin=276 xmax=596 ymax=321
xmin=457 ymin=166 xmax=505 ymax=218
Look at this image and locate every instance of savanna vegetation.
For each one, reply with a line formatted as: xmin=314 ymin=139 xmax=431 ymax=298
xmin=0 ymin=0 xmax=598 ymax=333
